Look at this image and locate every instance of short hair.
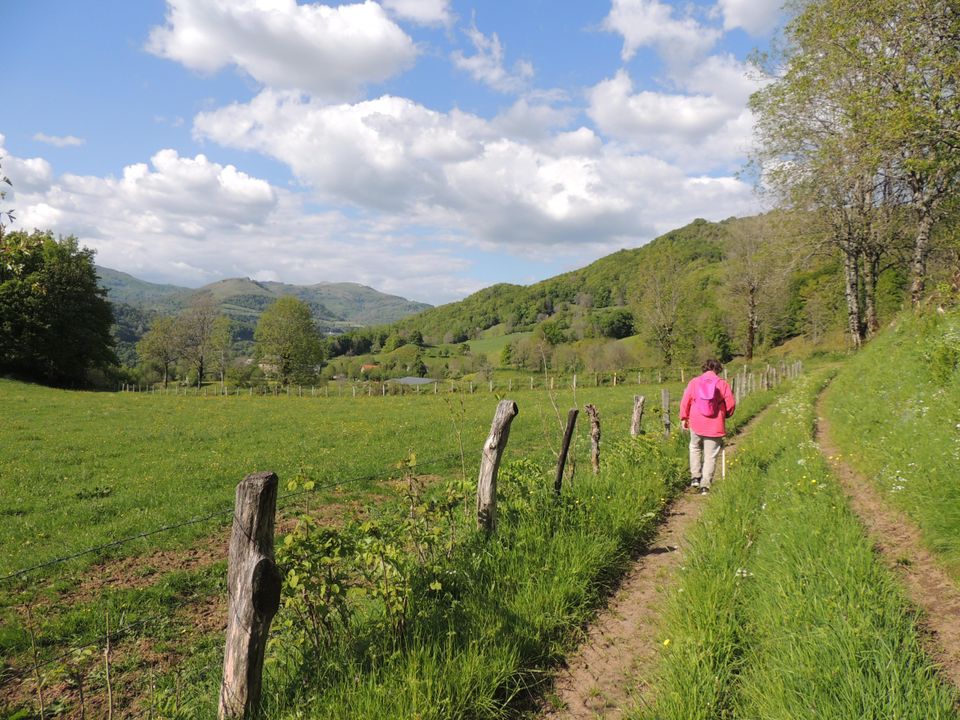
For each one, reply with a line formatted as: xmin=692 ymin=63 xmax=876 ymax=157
xmin=702 ymin=358 xmax=723 ymax=374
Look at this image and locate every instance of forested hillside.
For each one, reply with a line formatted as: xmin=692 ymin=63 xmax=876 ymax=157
xmin=323 ymin=209 xmax=940 ymax=379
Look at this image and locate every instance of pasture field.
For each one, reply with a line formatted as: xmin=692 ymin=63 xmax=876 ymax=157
xmin=0 ymin=377 xmax=681 ymax=581
xmin=824 ymin=310 xmax=960 ymax=578
xmin=0 ymin=376 xmax=778 ymax=718
xmin=634 ymin=371 xmax=960 ymax=719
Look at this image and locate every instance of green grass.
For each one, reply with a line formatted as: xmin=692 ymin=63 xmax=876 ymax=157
xmin=454 ymin=332 xmax=532 ymax=364
xmin=0 ymin=378 xmax=691 ymax=582
xmin=632 ymin=371 xmax=959 ymax=720
xmin=0 ymin=371 xmax=785 ymax=719
xmin=824 ymin=309 xmax=960 ymax=577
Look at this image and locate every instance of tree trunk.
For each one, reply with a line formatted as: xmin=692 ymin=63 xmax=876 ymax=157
xmin=910 ymin=207 xmax=935 ymax=306
xmin=863 ymin=252 xmax=880 ymax=336
xmin=842 ymin=243 xmax=863 ymax=350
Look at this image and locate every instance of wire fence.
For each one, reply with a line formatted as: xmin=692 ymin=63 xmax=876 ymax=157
xmin=0 ymin=449 xmax=471 ymax=699
xmin=1 ymin=361 xmax=803 ymax=715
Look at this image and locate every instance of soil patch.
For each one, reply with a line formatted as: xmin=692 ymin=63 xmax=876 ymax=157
xmin=817 ymin=389 xmax=960 ymax=689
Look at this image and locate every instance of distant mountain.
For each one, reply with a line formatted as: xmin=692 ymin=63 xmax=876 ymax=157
xmin=95 ymin=267 xmax=431 ymax=329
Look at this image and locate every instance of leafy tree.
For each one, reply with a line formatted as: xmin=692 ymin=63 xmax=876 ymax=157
xmin=254 ymin=296 xmax=323 ymax=385
xmin=0 ymin=231 xmax=116 ymax=385
xmin=210 ymin=315 xmax=233 ymax=389
xmin=177 ymin=295 xmax=221 ymax=388
xmin=751 ymin=0 xmax=960 ymax=347
xmin=137 ymin=315 xmax=181 ymax=388
xmin=596 ymin=308 xmax=634 ymax=339
xmin=536 ymin=319 xmax=566 ymax=345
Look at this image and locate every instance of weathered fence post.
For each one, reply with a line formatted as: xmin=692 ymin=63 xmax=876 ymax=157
xmin=661 ymin=388 xmax=671 ymax=438
xmin=219 ymin=472 xmax=282 ymax=720
xmin=555 ymin=408 xmax=579 ymax=495
xmin=630 ymin=394 xmax=645 ymax=437
xmin=585 ymin=404 xmax=600 ymax=474
xmin=477 ymin=400 xmax=519 ymax=533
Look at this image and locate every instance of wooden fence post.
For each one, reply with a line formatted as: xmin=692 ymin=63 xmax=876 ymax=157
xmin=219 ymin=472 xmax=282 ymax=720
xmin=555 ymin=409 xmax=579 ymax=495
xmin=477 ymin=400 xmax=519 ymax=533
xmin=585 ymin=404 xmax=600 ymax=474
xmin=661 ymin=388 xmax=671 ymax=439
xmin=630 ymin=395 xmax=645 ymax=437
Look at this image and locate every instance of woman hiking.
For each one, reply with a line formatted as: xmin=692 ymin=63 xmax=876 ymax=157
xmin=679 ymin=359 xmax=736 ymax=494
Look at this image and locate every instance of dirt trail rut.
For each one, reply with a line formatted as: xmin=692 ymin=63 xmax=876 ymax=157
xmin=541 ymin=419 xmax=757 ymax=719
xmin=816 ymin=390 xmax=960 ymax=689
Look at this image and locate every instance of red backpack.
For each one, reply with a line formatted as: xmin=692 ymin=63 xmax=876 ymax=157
xmin=693 ymin=375 xmax=722 ymax=418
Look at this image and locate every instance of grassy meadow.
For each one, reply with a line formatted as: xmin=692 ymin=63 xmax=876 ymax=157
xmin=0 ymin=377 xmax=684 ymax=581
xmin=633 ymin=371 xmax=960 ymax=720
xmin=824 ymin=310 xmax=960 ymax=578
xmin=0 ymin=373 xmax=778 ymax=718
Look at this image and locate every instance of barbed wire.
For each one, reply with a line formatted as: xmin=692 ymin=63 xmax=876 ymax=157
xmin=0 ymin=451 xmax=474 ymax=688
xmin=0 ymin=450 xmax=468 ymax=586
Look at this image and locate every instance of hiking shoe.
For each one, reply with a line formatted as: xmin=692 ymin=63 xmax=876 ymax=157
xmin=698 ymin=486 xmax=710 ymax=495
xmin=690 ymin=478 xmax=701 ymax=489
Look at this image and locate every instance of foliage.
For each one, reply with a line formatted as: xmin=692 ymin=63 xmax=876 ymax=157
xmin=254 ymin=296 xmax=323 ymax=385
xmin=0 ymin=230 xmax=116 ymax=385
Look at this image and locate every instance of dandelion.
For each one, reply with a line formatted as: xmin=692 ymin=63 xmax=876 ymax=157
xmin=663 ymin=639 xmax=671 ymax=647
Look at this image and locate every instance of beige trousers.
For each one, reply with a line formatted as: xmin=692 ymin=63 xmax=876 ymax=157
xmin=689 ymin=430 xmax=723 ymax=488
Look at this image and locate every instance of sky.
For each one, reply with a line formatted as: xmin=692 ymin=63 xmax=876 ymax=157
xmin=2 ymin=0 xmax=783 ymax=305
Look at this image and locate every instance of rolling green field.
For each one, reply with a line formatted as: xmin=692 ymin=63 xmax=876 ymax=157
xmin=0 ymin=378 xmax=684 ymax=581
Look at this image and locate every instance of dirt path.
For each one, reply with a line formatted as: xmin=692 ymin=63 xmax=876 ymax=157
xmin=540 ymin=490 xmax=704 ymax=719
xmin=816 ymin=389 xmax=960 ymax=689
xmin=541 ymin=420 xmax=757 ymax=720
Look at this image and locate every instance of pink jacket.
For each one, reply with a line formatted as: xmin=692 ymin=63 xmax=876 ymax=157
xmin=679 ymin=371 xmax=736 ymax=438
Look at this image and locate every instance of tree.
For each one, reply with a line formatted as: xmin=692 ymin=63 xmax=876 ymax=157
xmin=254 ymin=296 xmax=323 ymax=385
xmin=210 ymin=315 xmax=233 ymax=390
xmin=178 ymin=295 xmax=221 ymax=388
xmin=596 ymin=308 xmax=634 ymax=339
xmin=723 ymin=214 xmax=794 ymax=358
xmin=751 ymin=0 xmax=960 ymax=346
xmin=0 ymin=231 xmax=116 ymax=385
xmin=637 ymin=245 xmax=690 ymax=365
xmin=137 ymin=315 xmax=181 ymax=388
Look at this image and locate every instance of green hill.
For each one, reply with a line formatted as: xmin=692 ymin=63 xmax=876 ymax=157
xmin=382 ymin=216 xmax=838 ymax=367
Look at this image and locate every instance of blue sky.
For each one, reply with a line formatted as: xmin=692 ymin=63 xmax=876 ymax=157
xmin=3 ymin=0 xmax=782 ymax=304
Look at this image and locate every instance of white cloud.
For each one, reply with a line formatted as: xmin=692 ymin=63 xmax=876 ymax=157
xmin=451 ymin=23 xmax=533 ymax=94
xmin=146 ymin=0 xmax=417 ymax=100
xmin=381 ymin=0 xmax=451 ymax=26
xmin=3 ymin=154 xmax=54 ymax=193
xmin=602 ymin=0 xmax=720 ymax=70
xmin=33 ymin=133 xmax=86 ymax=148
xmin=587 ymin=65 xmax=763 ymax=172
xmin=717 ymin=0 xmax=781 ymax=36
xmin=2 ymin=142 xmax=476 ymax=302
xmin=193 ymin=89 xmax=758 ymax=253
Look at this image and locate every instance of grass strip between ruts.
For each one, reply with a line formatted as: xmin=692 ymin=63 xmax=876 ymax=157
xmin=632 ymin=370 xmax=960 ymax=720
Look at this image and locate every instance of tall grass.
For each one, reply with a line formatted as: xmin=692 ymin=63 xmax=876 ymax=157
xmin=825 ymin=310 xmax=960 ymax=577
xmin=633 ymin=372 xmax=959 ymax=720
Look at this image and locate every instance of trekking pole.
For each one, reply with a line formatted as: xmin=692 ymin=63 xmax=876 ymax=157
xmin=722 ymin=446 xmax=727 ymax=480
